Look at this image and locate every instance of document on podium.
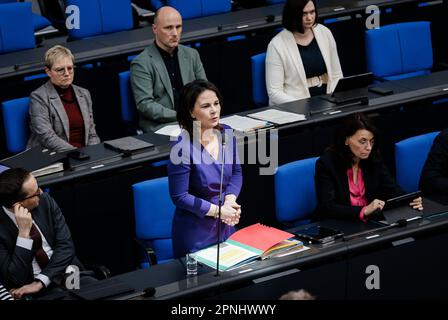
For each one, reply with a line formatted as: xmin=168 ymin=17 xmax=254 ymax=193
xmin=195 ymin=223 xmax=302 ymax=271
xmin=220 ymin=115 xmax=272 ymax=133
xmin=155 ymin=124 xmax=182 ymax=137
xmin=248 ymin=109 xmax=306 ymax=125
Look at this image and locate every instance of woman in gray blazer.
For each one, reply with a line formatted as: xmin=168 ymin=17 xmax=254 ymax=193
xmin=27 ymin=45 xmax=100 ymax=152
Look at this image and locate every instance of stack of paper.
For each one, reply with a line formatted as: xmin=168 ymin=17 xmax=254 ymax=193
xmin=195 ymin=223 xmax=302 ymax=271
xmin=32 ymin=162 xmax=64 ymax=177
xmin=220 ymin=115 xmax=271 ymax=133
xmin=248 ymin=109 xmax=306 ymax=125
xmin=155 ymin=124 xmax=182 ymax=137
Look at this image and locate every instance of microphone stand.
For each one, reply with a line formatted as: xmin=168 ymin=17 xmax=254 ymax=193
xmin=216 ymin=132 xmax=226 ymax=277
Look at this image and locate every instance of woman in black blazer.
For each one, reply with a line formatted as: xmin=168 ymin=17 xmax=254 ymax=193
xmin=315 ymin=113 xmax=423 ymax=221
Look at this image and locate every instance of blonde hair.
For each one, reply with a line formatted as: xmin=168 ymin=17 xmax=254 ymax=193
xmin=44 ymin=45 xmax=75 ymax=69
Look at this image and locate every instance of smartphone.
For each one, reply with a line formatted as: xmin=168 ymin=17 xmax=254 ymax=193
xmin=68 ymin=151 xmax=90 ymax=160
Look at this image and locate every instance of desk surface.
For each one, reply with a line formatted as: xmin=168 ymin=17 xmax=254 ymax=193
xmin=108 ymin=199 xmax=448 ymax=300
xmin=26 ymin=70 xmax=448 ymax=187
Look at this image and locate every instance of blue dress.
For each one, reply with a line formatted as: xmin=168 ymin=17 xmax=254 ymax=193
xmin=167 ymin=125 xmax=243 ymax=258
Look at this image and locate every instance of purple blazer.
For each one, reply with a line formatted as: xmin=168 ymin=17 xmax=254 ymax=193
xmin=168 ymin=126 xmax=243 ymax=258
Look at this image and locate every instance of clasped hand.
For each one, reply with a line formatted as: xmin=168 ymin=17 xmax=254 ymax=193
xmin=220 ymin=201 xmax=241 ymax=226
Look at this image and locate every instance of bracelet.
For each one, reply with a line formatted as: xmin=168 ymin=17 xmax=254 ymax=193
xmin=214 ymin=206 xmax=219 ymax=219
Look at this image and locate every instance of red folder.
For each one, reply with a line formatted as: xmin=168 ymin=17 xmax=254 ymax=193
xmin=229 ymin=223 xmax=294 ymax=252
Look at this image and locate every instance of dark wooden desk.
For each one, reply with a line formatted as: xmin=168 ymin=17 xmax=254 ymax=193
xmin=106 ymin=203 xmax=448 ymax=300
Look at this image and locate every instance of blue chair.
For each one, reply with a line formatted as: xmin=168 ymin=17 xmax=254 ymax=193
xmin=365 ymin=21 xmax=433 ymax=81
xmin=150 ymin=0 xmax=230 ymax=19
xmin=0 ymin=0 xmax=51 ymax=32
xmin=201 ymin=0 xmax=231 ymax=16
xmin=266 ymin=0 xmax=285 ymax=4
xmin=64 ymin=0 xmax=133 ymax=40
xmin=133 ymin=177 xmax=175 ymax=268
xmin=1 ymin=97 xmax=30 ymax=153
xmin=251 ymin=52 xmax=268 ymax=106
xmin=275 ymin=157 xmax=318 ymax=227
xmin=118 ymin=70 xmax=144 ymax=134
xmin=0 ymin=2 xmax=35 ymax=54
xmin=395 ymin=131 xmax=439 ymax=193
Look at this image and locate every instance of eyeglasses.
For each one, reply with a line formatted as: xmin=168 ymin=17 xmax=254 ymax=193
xmin=52 ymin=65 xmax=75 ymax=75
xmin=20 ymin=187 xmax=42 ymax=201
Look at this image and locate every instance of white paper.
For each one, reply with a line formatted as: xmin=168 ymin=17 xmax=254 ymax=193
xmin=220 ymin=115 xmax=269 ymax=132
xmin=155 ymin=124 xmax=182 ymax=137
xmin=248 ymin=109 xmax=306 ymax=125
xmin=195 ymin=242 xmax=259 ymax=271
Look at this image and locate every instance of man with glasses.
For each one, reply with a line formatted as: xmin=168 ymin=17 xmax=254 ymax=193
xmin=27 ymin=45 xmax=100 ymax=152
xmin=0 ymin=168 xmax=84 ymax=299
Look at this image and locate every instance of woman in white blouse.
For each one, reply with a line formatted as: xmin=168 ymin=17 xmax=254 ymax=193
xmin=266 ymin=0 xmax=343 ymax=105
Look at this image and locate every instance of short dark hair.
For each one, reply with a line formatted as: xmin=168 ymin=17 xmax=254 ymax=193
xmin=176 ymin=80 xmax=223 ymax=137
xmin=332 ymin=113 xmax=379 ymax=167
xmin=282 ymin=0 xmax=318 ymax=34
xmin=0 ymin=168 xmax=31 ymax=208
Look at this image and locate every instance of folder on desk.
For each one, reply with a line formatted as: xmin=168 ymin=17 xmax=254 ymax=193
xmin=104 ymin=136 xmax=154 ymax=156
xmin=195 ymin=223 xmax=302 ymax=271
xmin=0 ymin=147 xmax=67 ymax=177
xmin=220 ymin=115 xmax=273 ymax=133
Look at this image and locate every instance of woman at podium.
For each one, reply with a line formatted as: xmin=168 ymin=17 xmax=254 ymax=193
xmin=168 ymin=80 xmax=242 ymax=258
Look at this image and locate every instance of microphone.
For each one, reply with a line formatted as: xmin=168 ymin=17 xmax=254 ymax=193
xmin=215 ymin=127 xmax=227 ymax=276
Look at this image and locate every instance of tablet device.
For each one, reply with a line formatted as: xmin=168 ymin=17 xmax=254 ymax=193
xmin=384 ymin=190 xmax=422 ymax=211
xmin=294 ymin=226 xmax=344 ymax=244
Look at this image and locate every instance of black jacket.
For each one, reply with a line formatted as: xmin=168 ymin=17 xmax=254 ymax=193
xmin=315 ymin=149 xmax=403 ymax=220
xmin=0 ymin=193 xmax=77 ymax=289
xmin=419 ymin=129 xmax=448 ymax=204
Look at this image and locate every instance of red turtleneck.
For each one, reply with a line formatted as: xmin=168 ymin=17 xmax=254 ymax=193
xmin=55 ymin=85 xmax=85 ymax=148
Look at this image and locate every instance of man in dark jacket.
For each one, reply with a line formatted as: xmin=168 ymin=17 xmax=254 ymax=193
xmin=0 ymin=168 xmax=84 ymax=299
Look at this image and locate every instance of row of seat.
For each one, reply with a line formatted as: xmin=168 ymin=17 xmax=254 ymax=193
xmin=132 ymin=131 xmax=439 ymax=267
xmin=251 ymin=21 xmax=434 ymax=106
xmin=0 ymin=20 xmax=435 ymax=154
xmin=0 ymin=0 xmax=278 ymax=54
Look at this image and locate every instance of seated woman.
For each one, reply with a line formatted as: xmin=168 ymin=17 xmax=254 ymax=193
xmin=315 ymin=113 xmax=423 ymax=221
xmin=266 ymin=0 xmax=343 ymax=105
xmin=419 ymin=129 xmax=448 ymax=204
xmin=168 ymin=80 xmax=242 ymax=258
xmin=27 ymin=45 xmax=100 ymax=152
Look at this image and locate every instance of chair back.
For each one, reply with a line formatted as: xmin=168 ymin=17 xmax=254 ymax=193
xmin=1 ymin=97 xmax=30 ymax=153
xmin=251 ymin=52 xmax=268 ymax=106
xmin=150 ymin=0 xmax=230 ymax=19
xmin=133 ymin=177 xmax=175 ymax=266
xmin=365 ymin=21 xmax=433 ymax=80
xmin=275 ymin=157 xmax=318 ymax=226
xmin=0 ymin=2 xmax=35 ymax=53
xmin=395 ymin=131 xmax=439 ymax=192
xmin=65 ymin=0 xmax=133 ymax=40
